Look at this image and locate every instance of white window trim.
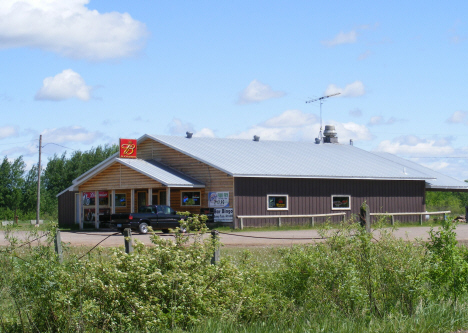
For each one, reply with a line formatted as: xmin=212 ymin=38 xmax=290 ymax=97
xmin=331 ymin=194 xmax=351 ymax=210
xmin=267 ymin=194 xmax=289 ymax=211
xmin=181 ymin=191 xmax=201 ymax=207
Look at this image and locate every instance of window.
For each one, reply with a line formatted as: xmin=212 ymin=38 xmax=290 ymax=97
xmin=115 ymin=193 xmax=127 ymax=207
xmin=267 ymin=195 xmax=288 ymax=210
xmin=181 ymin=191 xmax=201 ymax=206
xmin=331 ymin=195 xmax=351 ymax=210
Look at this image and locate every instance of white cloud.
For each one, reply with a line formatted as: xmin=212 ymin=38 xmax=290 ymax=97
xmin=41 ymin=126 xmax=102 ymax=144
xmin=358 ymin=50 xmax=371 ymax=60
xmin=0 ymin=0 xmax=147 ymax=60
xmin=325 ymin=81 xmax=365 ymax=97
xmin=168 ymin=118 xmax=215 ymax=138
xmin=322 ymin=30 xmax=357 ymax=47
xmin=237 ymin=79 xmax=285 ymax=104
xmin=229 ymin=109 xmax=373 ymax=142
xmin=194 ymin=128 xmax=216 ymax=138
xmin=35 ymin=69 xmax=92 ymax=101
xmin=368 ymin=116 xmax=402 ymax=126
xmin=446 ymin=111 xmax=468 ymax=124
xmin=420 ymin=161 xmax=450 ymax=171
xmin=349 ymin=109 xmax=362 ymax=117
xmin=168 ymin=118 xmax=194 ymax=136
xmin=0 ymin=126 xmax=17 ymax=139
xmin=376 ymin=136 xmax=454 ymax=157
xmin=263 ymin=110 xmax=318 ymax=128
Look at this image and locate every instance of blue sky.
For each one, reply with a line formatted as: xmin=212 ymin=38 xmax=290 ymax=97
xmin=1 ymin=0 xmax=468 ymax=180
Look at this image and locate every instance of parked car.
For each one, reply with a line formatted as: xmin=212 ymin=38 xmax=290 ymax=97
xmin=110 ymin=205 xmax=186 ymax=234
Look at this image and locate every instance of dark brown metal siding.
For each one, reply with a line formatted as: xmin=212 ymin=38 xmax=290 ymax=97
xmin=234 ymin=178 xmax=425 ymax=227
xmin=58 ymin=191 xmax=77 ymax=227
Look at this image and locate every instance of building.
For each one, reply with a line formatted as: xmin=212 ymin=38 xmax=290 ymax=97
xmin=57 ymin=128 xmax=468 ymax=229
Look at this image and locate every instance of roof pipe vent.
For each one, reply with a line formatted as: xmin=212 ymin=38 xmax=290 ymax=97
xmin=186 ymin=132 xmax=193 ymax=139
xmin=253 ymin=135 xmax=260 ymax=142
xmin=350 ymin=139 xmax=353 ymax=146
xmin=323 ymin=125 xmax=338 ymax=143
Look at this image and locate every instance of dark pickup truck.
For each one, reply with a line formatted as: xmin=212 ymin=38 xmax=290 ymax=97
xmin=110 ymin=205 xmax=186 ymax=234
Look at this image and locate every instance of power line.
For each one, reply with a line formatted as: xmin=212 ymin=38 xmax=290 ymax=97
xmin=42 ymin=142 xmax=76 ymax=151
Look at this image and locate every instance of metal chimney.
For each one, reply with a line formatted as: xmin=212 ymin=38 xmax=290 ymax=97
xmin=323 ymin=125 xmax=338 ymax=143
xmin=186 ymin=131 xmax=193 ymax=138
xmin=253 ymin=135 xmax=260 ymax=142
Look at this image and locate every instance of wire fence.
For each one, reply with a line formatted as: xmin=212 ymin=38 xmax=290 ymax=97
xmin=0 ymin=227 xmax=359 ymax=263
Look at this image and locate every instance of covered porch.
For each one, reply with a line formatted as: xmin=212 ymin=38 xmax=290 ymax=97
xmin=72 ymin=158 xmax=204 ymax=229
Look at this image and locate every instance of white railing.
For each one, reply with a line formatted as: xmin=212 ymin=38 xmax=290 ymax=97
xmin=370 ymin=211 xmax=451 ymax=225
xmin=236 ymin=213 xmax=346 ymax=230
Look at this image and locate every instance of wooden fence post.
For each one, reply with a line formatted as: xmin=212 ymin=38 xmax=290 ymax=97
xmin=310 ymin=216 xmax=315 ymax=227
xmin=278 ymin=217 xmax=282 ymax=227
xmin=54 ymin=230 xmax=63 ymax=264
xmin=391 ymin=215 xmax=395 ymax=226
xmin=360 ymin=202 xmax=371 ymax=233
xmin=211 ymin=230 xmax=220 ymax=265
xmin=419 ymin=214 xmax=423 ymax=225
xmin=240 ymin=218 xmax=244 ymax=230
xmin=124 ymin=228 xmax=133 ymax=254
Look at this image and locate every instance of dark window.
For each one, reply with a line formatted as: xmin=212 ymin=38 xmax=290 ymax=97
xmin=181 ymin=192 xmax=201 ymax=206
xmin=267 ymin=195 xmax=288 ymax=210
xmin=331 ymin=195 xmax=351 ymax=210
xmin=115 ymin=194 xmax=127 ymax=207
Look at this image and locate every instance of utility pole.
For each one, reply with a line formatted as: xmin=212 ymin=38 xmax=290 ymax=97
xmin=36 ymin=135 xmax=42 ymax=225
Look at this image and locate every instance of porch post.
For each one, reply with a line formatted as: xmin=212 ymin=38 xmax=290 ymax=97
xmin=131 ymin=189 xmax=135 ymax=213
xmin=166 ymin=187 xmax=171 ymax=206
xmin=148 ymin=188 xmax=153 ymax=205
xmin=95 ymin=190 xmax=100 ymax=229
xmin=111 ymin=189 xmax=115 ymax=214
xmin=78 ymin=191 xmax=83 ymax=230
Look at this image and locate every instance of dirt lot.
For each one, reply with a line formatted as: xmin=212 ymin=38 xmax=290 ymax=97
xmin=3 ymin=224 xmax=468 ymax=248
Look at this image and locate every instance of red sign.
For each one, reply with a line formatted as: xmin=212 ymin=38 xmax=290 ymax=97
xmin=119 ymin=138 xmax=137 ymax=159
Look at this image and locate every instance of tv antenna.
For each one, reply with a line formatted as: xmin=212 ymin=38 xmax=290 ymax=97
xmin=306 ymin=92 xmax=340 ymax=141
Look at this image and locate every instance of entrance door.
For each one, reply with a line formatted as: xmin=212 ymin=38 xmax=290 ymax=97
xmin=152 ymin=194 xmax=158 ymax=205
xmin=137 ymin=191 xmax=147 ymax=209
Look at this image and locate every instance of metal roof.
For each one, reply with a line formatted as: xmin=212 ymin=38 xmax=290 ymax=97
xmin=143 ymin=134 xmax=435 ymax=180
xmin=372 ymin=152 xmax=468 ymax=190
xmin=116 ymin=158 xmax=204 ymax=187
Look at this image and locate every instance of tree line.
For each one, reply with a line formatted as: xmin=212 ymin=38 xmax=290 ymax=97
xmin=0 ymin=144 xmax=118 ymax=220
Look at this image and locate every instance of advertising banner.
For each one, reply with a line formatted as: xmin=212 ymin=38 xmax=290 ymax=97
xmin=214 ymin=208 xmax=233 ymax=222
xmin=82 ymin=191 xmax=108 ymax=206
xmin=119 ymin=138 xmax=137 ymax=159
xmin=208 ymin=191 xmax=229 ymax=207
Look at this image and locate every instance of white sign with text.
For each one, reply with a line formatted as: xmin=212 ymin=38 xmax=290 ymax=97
xmin=214 ymin=208 xmax=233 ymax=222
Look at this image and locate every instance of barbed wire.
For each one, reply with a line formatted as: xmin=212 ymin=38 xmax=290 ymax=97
xmin=78 ymin=232 xmax=120 ymax=260
xmin=0 ymin=231 xmax=50 ymax=254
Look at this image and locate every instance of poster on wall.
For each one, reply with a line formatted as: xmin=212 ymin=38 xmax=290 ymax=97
xmin=119 ymin=138 xmax=137 ymax=159
xmin=82 ymin=191 xmax=108 ymax=206
xmin=214 ymin=208 xmax=233 ymax=222
xmin=208 ymin=192 xmax=229 ymax=207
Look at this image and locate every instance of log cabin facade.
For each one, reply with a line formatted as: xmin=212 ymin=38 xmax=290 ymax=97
xmin=58 ymin=131 xmax=468 ymax=229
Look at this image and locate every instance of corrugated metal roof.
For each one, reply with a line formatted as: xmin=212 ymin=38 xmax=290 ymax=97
xmin=144 ymin=135 xmax=435 ymax=180
xmin=116 ymin=158 xmax=204 ymax=187
xmin=372 ymin=152 xmax=468 ymax=190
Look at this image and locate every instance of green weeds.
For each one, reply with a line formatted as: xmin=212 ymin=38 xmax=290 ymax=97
xmin=1 ymin=218 xmax=468 ymax=332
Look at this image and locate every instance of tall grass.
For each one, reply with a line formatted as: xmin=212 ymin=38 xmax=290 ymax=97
xmin=1 ymin=218 xmax=468 ymax=332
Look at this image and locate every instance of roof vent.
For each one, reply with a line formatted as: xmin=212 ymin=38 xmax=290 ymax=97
xmin=323 ymin=125 xmax=338 ymax=143
xmin=186 ymin=132 xmax=193 ymax=139
xmin=350 ymin=139 xmax=353 ymax=146
xmin=253 ymin=135 xmax=260 ymax=142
